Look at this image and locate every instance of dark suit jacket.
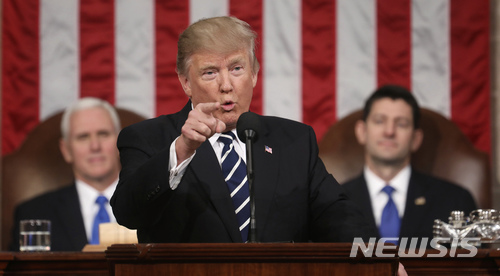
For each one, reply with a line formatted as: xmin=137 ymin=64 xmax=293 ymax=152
xmin=111 ymin=101 xmax=374 ymax=243
xmin=10 ymin=184 xmax=88 ymax=251
xmin=341 ymin=170 xmax=477 ymax=242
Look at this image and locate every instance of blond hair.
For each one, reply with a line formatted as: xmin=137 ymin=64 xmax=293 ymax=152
xmin=176 ymin=16 xmax=260 ymax=76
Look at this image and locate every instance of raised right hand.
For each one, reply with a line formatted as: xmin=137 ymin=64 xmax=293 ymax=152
xmin=175 ymin=102 xmax=226 ymax=162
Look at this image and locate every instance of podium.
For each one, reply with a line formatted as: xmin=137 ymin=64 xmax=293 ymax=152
xmin=0 ymin=245 xmax=499 ymax=275
xmin=105 ymin=243 xmax=399 ymax=276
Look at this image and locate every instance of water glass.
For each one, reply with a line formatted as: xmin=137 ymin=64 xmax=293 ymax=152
xmin=19 ymin=219 xmax=51 ymax=252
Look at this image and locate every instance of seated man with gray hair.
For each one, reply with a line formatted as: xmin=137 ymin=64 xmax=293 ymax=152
xmin=10 ymin=97 xmax=121 ymax=251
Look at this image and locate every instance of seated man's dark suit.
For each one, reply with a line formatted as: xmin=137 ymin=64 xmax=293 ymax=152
xmin=342 ymin=170 xmax=477 ymax=241
xmin=111 ymin=101 xmax=374 ymax=243
xmin=10 ymin=184 xmax=88 ymax=251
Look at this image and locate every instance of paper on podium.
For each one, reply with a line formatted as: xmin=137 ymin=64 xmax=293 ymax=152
xmin=82 ymin=222 xmax=138 ymax=252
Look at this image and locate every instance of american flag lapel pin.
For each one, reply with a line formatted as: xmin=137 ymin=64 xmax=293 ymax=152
xmin=265 ymin=145 xmax=273 ymax=154
xmin=414 ymin=197 xmax=426 ymax=206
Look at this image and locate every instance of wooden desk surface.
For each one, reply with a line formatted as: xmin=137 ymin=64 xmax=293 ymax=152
xmin=400 ymin=248 xmax=500 ymax=276
xmin=0 ymin=251 xmax=107 ymax=275
xmin=0 ymin=244 xmax=497 ymax=276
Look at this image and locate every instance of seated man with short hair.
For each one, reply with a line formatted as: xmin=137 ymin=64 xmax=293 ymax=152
xmin=10 ymin=97 xmax=121 ymax=251
xmin=342 ymin=85 xmax=477 ymax=245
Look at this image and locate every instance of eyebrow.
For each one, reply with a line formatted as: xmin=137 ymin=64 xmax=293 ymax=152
xmin=199 ymin=64 xmax=218 ymax=72
xmin=198 ymin=56 xmax=246 ymax=72
xmin=75 ymin=132 xmax=90 ymax=139
xmin=228 ymin=56 xmax=245 ymax=65
xmin=370 ymin=114 xmax=412 ymax=122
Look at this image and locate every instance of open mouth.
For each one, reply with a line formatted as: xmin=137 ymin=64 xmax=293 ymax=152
xmin=221 ymin=101 xmax=235 ymax=111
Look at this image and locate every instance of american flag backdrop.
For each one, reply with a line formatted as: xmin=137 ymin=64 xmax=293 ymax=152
xmin=2 ymin=0 xmax=491 ymax=156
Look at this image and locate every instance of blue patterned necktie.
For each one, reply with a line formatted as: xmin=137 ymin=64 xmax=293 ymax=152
xmin=91 ymin=195 xmax=110 ymax=244
xmin=379 ymin=185 xmax=400 ymax=244
xmin=219 ymin=131 xmax=250 ymax=242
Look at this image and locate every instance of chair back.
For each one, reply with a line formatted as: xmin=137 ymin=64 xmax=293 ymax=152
xmin=1 ymin=108 xmax=146 ymax=250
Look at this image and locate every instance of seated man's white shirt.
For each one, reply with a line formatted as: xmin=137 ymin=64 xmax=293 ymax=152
xmin=76 ymin=179 xmax=118 ymax=242
xmin=168 ymin=129 xmax=246 ymax=190
xmin=364 ymin=165 xmax=410 ymax=227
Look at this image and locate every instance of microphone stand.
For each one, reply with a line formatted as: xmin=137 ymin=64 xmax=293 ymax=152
xmin=244 ymin=129 xmax=257 ymax=243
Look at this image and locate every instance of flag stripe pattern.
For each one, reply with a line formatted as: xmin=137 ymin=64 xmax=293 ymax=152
xmin=2 ymin=0 xmax=490 ymax=155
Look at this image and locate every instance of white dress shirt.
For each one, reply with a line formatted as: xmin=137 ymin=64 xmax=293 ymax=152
xmin=76 ymin=179 xmax=118 ymax=242
xmin=364 ymin=165 xmax=410 ymax=227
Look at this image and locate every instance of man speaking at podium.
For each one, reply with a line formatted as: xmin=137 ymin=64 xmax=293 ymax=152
xmin=111 ymin=16 xmax=374 ymax=245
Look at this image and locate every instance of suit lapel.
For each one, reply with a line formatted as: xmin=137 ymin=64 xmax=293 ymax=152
xmin=175 ymin=101 xmax=241 ymax=241
xmin=178 ymin=108 xmax=280 ymax=242
xmin=190 ymin=141 xmax=242 ymax=242
xmin=57 ymin=185 xmax=88 ymax=248
xmin=353 ymin=176 xmax=379 ymax=236
xmin=399 ymin=172 xmax=428 ymax=238
xmin=252 ymin=126 xmax=280 ymax=239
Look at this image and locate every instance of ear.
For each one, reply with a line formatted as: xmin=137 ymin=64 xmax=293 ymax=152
xmin=178 ymin=74 xmax=192 ymax=98
xmin=354 ymin=120 xmax=367 ymax=145
xmin=59 ymin=138 xmax=73 ymax=163
xmin=252 ymin=71 xmax=258 ymax=88
xmin=410 ymin=128 xmax=424 ymax=152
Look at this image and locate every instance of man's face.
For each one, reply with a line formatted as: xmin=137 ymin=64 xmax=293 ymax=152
xmin=355 ymin=98 xmax=422 ymax=167
xmin=60 ymin=107 xmax=120 ymax=185
xmin=178 ymin=49 xmax=258 ymax=131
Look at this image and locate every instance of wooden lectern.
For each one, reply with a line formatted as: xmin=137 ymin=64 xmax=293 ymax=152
xmin=105 ymin=243 xmax=399 ymax=276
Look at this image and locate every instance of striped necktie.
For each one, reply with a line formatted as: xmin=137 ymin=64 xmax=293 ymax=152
xmin=218 ymin=131 xmax=250 ymax=242
xmin=91 ymin=195 xmax=110 ymax=245
xmin=379 ymin=185 xmax=400 ymax=244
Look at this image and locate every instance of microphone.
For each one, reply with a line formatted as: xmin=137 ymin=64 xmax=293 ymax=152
xmin=237 ymin=111 xmax=261 ymax=243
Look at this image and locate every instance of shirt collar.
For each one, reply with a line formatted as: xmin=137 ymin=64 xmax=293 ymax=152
xmin=364 ymin=165 xmax=411 ymax=197
xmin=209 ymin=129 xmax=242 ymax=146
xmin=75 ymin=178 xmax=118 ymax=200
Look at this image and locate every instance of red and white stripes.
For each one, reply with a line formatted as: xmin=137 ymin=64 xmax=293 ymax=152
xmin=2 ymin=0 xmax=490 ymax=155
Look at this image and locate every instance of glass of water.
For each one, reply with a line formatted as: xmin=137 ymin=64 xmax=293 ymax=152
xmin=19 ymin=220 xmax=51 ymax=252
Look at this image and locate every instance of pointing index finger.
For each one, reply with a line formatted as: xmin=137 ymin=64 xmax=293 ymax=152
xmin=196 ymin=102 xmax=221 ymax=115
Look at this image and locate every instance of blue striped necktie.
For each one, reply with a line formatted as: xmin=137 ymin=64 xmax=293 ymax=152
xmin=219 ymin=131 xmax=250 ymax=242
xmin=379 ymin=185 xmax=400 ymax=244
xmin=91 ymin=195 xmax=110 ymax=244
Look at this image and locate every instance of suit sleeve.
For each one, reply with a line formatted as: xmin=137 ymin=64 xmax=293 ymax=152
xmin=111 ymin=123 xmax=175 ymax=229
xmin=10 ymin=206 xmax=22 ymax=251
xmin=306 ymin=126 xmax=377 ymax=242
